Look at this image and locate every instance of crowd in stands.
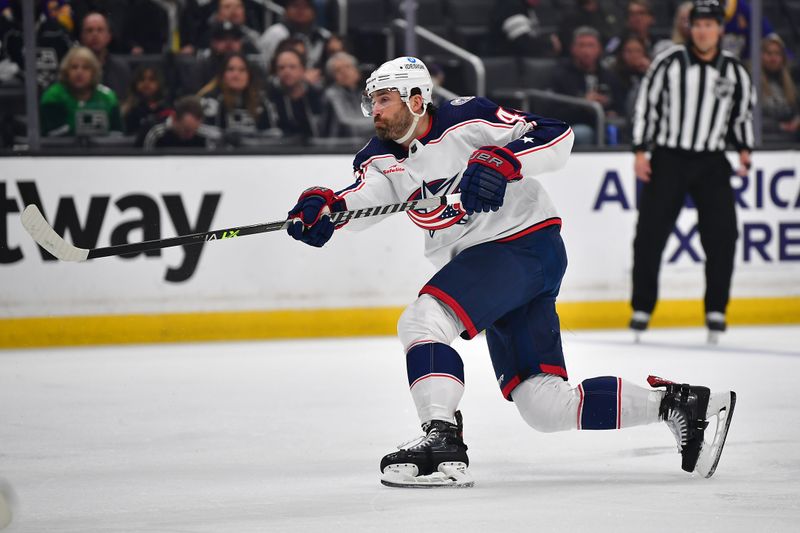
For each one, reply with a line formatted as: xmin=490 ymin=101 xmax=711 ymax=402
xmin=0 ymin=0 xmax=798 ymax=150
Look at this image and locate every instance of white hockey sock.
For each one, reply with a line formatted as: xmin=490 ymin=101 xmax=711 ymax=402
xmin=512 ymin=374 xmax=664 ymax=432
xmin=410 ymin=376 xmax=464 ymax=425
xmin=398 ymin=295 xmax=466 ymax=425
xmin=618 ymin=380 xmax=664 ymax=428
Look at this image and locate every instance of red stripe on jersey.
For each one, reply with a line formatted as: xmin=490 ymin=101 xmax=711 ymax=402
xmin=357 ymin=153 xmax=406 ymax=172
xmin=502 ymin=375 xmax=522 ymax=399
xmin=539 ymin=364 xmax=568 ymax=378
xmin=416 ymin=115 xmax=434 ymax=140
xmin=577 ymin=383 xmax=585 ymax=430
xmin=495 ymin=218 xmax=562 ymax=243
xmin=339 ymin=180 xmax=367 ymax=200
xmin=514 ymin=127 xmax=574 ymax=157
xmin=425 ymin=119 xmax=516 ymax=146
xmin=419 ymin=285 xmax=478 ymax=339
xmin=356 ymin=120 xmax=516 ymax=171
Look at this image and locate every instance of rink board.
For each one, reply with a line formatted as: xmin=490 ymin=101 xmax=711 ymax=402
xmin=1 ymin=151 xmax=798 ymax=347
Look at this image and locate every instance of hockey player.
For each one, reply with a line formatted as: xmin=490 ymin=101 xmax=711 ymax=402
xmin=286 ymin=56 xmax=736 ymax=488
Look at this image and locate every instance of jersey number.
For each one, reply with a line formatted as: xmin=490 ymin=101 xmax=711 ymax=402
xmin=495 ymin=107 xmax=527 ymax=125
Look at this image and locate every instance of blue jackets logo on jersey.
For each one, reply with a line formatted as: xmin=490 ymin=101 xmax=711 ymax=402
xmin=407 ymin=177 xmax=467 ymax=235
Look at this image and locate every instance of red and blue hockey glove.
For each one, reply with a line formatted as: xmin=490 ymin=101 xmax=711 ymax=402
xmin=459 ymin=146 xmax=522 ymax=215
xmin=287 ymin=187 xmax=346 ymax=247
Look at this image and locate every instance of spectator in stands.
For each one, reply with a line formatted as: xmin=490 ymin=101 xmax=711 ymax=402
xmin=298 ymin=32 xmax=346 ymax=87
xmin=267 ymin=48 xmax=324 ymax=139
xmin=201 ymin=0 xmax=260 ymax=53
xmin=72 ymin=0 xmax=127 ymax=52
xmin=606 ymin=0 xmax=656 ymax=57
xmin=121 ymin=65 xmax=172 ymax=136
xmin=181 ymin=0 xmax=266 ymax=55
xmin=760 ymin=34 xmax=800 ymax=142
xmin=612 ymin=35 xmax=650 ymax=120
xmin=653 ymin=1 xmax=692 ymax=56
xmin=489 ymin=0 xmax=561 ymax=57
xmin=142 ymin=94 xmax=220 ymax=149
xmin=73 ymin=0 xmax=171 ymax=54
xmin=322 ymin=51 xmax=372 ymax=138
xmin=40 ymin=46 xmax=122 ymax=136
xmin=124 ymin=0 xmax=174 ymax=54
xmin=258 ymin=0 xmax=332 ymax=72
xmin=322 ymin=34 xmax=346 ymax=63
xmin=79 ymin=12 xmax=130 ymax=100
xmin=553 ymin=26 xmax=624 ymax=144
xmin=198 ymin=52 xmax=278 ymax=145
xmin=558 ymin=0 xmax=620 ymax=55
xmin=180 ymin=21 xmax=249 ymax=96
xmin=722 ymin=0 xmax=776 ymax=59
xmin=1 ymin=0 xmax=73 ymax=90
xmin=274 ymin=37 xmax=323 ymax=87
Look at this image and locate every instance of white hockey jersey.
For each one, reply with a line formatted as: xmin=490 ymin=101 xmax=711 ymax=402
xmin=337 ymin=96 xmax=574 ymax=268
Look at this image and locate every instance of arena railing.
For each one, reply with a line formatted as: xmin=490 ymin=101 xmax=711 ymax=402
xmin=388 ymin=18 xmax=486 ymax=97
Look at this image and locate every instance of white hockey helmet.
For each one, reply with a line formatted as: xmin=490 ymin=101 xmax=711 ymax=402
xmin=361 ymin=56 xmax=433 ymax=117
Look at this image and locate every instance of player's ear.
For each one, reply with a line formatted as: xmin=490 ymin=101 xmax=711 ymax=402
xmin=409 ymin=93 xmax=424 ymax=114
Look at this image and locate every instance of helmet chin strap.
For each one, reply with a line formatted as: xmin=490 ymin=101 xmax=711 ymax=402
xmin=394 ymin=101 xmax=426 ymax=145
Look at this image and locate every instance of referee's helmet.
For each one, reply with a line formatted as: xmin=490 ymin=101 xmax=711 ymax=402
xmin=690 ymin=0 xmax=725 ymax=24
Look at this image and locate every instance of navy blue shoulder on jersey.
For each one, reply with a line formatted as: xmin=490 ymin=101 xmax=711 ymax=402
xmin=419 ymin=96 xmax=534 ymax=141
xmin=352 ymin=136 xmax=409 ymax=171
xmin=424 ymin=97 xmax=506 ymax=136
xmin=351 ymin=97 xmax=518 ymax=170
xmin=503 ymin=115 xmax=571 ymax=156
xmin=351 ymin=96 xmax=571 ymax=171
xmin=425 ymin=96 xmax=570 ymax=155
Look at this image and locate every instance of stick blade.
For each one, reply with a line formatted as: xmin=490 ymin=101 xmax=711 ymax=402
xmin=20 ymin=205 xmax=89 ymax=262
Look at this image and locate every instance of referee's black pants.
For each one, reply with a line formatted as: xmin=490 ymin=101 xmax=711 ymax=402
xmin=631 ymin=148 xmax=739 ymax=316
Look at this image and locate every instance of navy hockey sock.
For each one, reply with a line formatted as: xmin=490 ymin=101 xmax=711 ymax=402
xmin=577 ymin=376 xmax=623 ymax=430
xmin=406 ymin=342 xmax=465 ymax=423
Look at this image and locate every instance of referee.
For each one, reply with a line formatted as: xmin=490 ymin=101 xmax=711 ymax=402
xmin=629 ymin=0 xmax=755 ymax=340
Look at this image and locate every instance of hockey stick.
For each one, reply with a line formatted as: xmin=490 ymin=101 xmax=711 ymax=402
xmin=20 ymin=193 xmax=462 ymax=262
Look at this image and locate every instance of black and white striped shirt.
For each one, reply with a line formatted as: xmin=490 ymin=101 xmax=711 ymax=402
xmin=632 ymin=44 xmax=756 ymax=153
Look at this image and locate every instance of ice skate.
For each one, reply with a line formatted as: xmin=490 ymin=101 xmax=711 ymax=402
xmin=380 ymin=411 xmax=473 ymax=488
xmin=648 ymin=376 xmax=736 ymax=478
xmin=706 ymin=312 xmax=727 ymax=344
xmin=629 ymin=311 xmax=650 ymax=343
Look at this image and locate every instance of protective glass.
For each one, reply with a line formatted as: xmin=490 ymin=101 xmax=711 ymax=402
xmin=360 ymin=88 xmax=401 ymax=117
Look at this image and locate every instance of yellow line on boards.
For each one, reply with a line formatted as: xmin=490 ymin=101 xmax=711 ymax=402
xmin=556 ymin=297 xmax=800 ymax=329
xmin=1 ymin=297 xmax=798 ymax=349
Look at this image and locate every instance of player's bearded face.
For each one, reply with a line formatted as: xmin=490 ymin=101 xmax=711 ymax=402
xmin=373 ymin=100 xmax=414 ymax=141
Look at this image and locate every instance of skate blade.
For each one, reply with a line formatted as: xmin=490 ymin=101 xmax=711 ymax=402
xmin=380 ymin=462 xmax=474 ymax=488
xmin=694 ymin=391 xmax=736 ymax=478
xmin=707 ymin=331 xmax=721 ymax=345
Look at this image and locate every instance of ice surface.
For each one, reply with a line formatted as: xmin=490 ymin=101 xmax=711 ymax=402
xmin=1 ymin=326 xmax=799 ymax=533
